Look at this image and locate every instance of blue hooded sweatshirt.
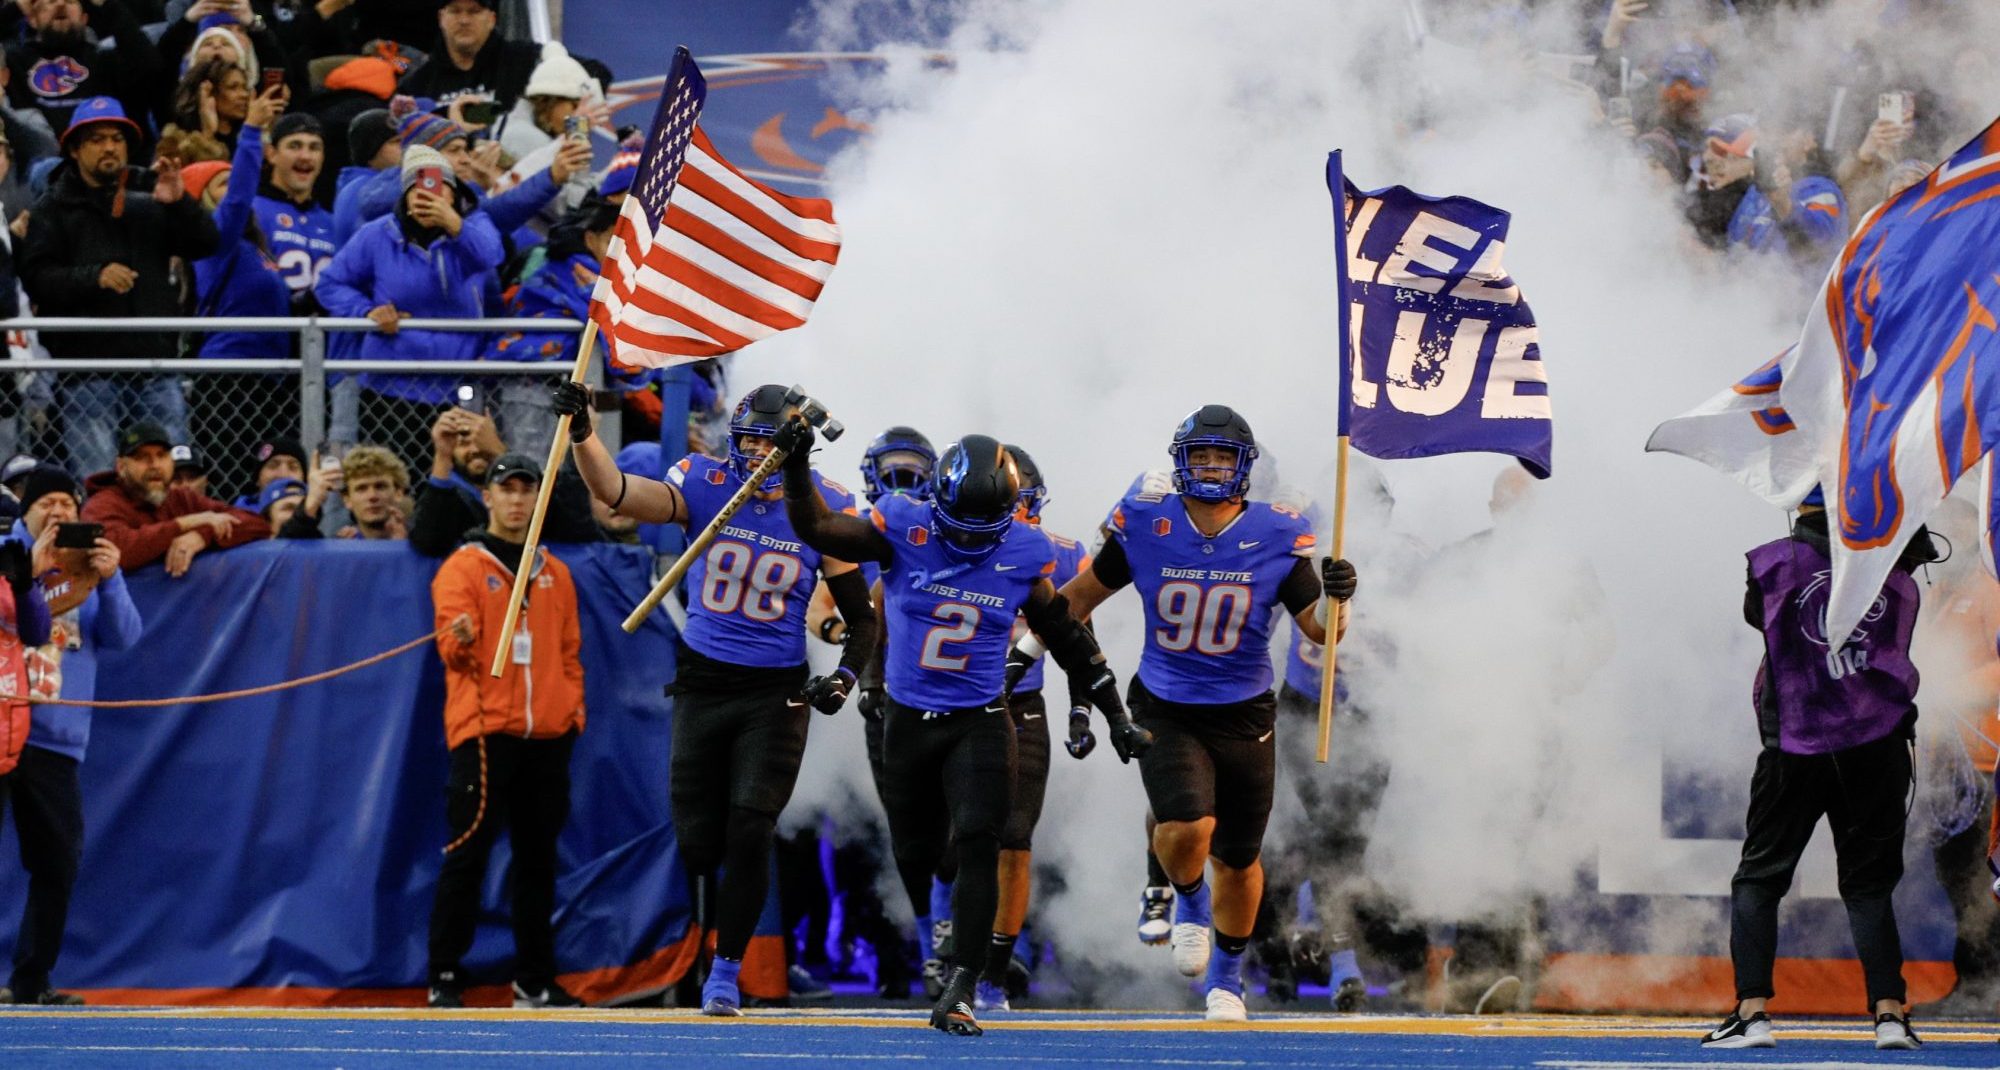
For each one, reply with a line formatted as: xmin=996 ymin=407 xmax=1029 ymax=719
xmin=6 ymin=520 xmax=142 ymax=762
xmin=192 ymin=126 xmax=292 ymax=360
xmin=313 ymin=198 xmax=505 ymax=404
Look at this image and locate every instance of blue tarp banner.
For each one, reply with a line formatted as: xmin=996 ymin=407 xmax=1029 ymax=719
xmin=0 ymin=541 xmax=694 ymax=1004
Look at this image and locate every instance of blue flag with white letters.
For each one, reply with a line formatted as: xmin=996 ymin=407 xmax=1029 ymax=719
xmin=1327 ymin=155 xmax=1552 ymax=477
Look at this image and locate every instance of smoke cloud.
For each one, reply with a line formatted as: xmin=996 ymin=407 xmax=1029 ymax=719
xmin=746 ymin=0 xmax=2000 ymax=1001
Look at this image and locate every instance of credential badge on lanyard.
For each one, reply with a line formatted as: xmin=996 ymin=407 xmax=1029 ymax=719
xmin=512 ymin=629 xmax=532 ymax=666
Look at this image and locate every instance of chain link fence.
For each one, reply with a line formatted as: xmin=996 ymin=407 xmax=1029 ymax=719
xmin=0 ymin=317 xmax=611 ymax=507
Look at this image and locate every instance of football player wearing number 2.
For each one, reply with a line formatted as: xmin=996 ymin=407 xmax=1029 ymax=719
xmin=554 ymin=382 xmax=879 ymax=1018
xmin=1055 ymin=405 xmax=1359 ymax=1023
xmin=775 ymin=418 xmax=1150 ymax=1037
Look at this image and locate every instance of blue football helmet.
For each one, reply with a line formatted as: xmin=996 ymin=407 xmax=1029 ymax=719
xmin=1004 ymin=443 xmax=1047 ymax=522
xmin=728 ymin=384 xmax=796 ymax=492
xmin=860 ymin=426 xmax=936 ymax=504
xmin=930 ymin=435 xmax=1019 ymax=563
xmin=1169 ymin=405 xmax=1258 ymax=502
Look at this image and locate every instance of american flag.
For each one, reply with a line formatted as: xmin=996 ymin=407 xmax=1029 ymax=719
xmin=592 ymin=48 xmax=843 ymax=366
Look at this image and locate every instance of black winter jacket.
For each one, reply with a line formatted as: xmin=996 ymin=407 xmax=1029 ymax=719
xmin=19 ymin=162 xmax=220 ymax=359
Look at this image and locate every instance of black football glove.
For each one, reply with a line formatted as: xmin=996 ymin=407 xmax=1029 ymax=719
xmin=1110 ymin=719 xmax=1153 ymax=764
xmin=856 ymin=686 xmax=886 ymax=722
xmin=1064 ymin=706 xmax=1096 ymax=760
xmin=1003 ymin=644 xmax=1034 ymax=697
xmin=551 ymin=380 xmax=593 ymax=444
xmin=793 ymin=667 xmax=855 ymax=716
xmin=1322 ymin=557 xmax=1357 ymax=602
xmin=772 ymin=413 xmax=816 ymax=458
xmin=0 ymin=540 xmax=29 ymax=602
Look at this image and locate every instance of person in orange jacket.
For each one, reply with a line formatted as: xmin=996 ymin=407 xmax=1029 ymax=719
xmin=427 ymin=451 xmax=584 ymax=1010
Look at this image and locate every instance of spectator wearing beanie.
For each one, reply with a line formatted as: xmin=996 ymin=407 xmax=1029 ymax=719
xmin=0 ymin=463 xmax=123 ymax=1008
xmin=314 ymin=143 xmax=503 ymax=465
xmin=254 ymin=110 xmax=335 ymax=304
xmin=493 ymin=41 xmax=601 ymax=163
xmin=171 ymin=11 xmax=264 ymax=86
xmin=332 ymin=108 xmax=400 ymax=244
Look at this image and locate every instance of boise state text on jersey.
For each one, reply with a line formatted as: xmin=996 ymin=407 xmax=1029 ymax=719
xmin=1014 ymin=531 xmax=1089 ymax=694
xmin=1107 ymin=487 xmax=1315 ymax=705
xmin=255 ymin=196 xmax=338 ymax=295
xmin=669 ymin=453 xmax=855 ymax=668
xmin=872 ymin=493 xmax=1056 ymax=711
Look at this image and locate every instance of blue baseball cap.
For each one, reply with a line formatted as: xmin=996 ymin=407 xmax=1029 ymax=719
xmin=1658 ymin=43 xmax=1714 ymax=90
xmin=1704 ymin=113 xmax=1758 ymax=157
xmin=257 ymin=478 xmax=307 ymax=515
xmin=61 ymin=97 xmax=141 ymax=152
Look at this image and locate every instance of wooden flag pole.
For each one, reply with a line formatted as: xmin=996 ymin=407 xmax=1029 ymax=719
xmin=489 ymin=320 xmax=599 ymax=678
xmin=1315 ymin=435 xmax=1350 ymax=764
xmin=621 ymin=448 xmax=787 ymax=634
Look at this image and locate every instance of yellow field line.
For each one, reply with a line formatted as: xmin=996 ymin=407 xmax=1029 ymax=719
xmin=0 ymin=1007 xmax=1993 ymax=1043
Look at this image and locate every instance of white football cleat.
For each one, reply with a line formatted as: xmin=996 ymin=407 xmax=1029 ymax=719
xmin=1170 ymin=923 xmax=1211 ymax=977
xmin=1204 ymin=987 xmax=1247 ymax=1022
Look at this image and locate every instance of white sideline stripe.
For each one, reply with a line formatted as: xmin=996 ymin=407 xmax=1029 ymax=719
xmin=0 ymin=1046 xmax=1250 ymax=1064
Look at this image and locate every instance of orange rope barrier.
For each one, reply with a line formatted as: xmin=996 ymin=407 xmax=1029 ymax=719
xmin=32 ymin=628 xmax=446 ymax=708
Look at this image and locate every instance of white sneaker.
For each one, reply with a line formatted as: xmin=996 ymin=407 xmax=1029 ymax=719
xmin=1170 ymin=923 xmax=1211 ymax=977
xmin=1874 ymin=1013 xmax=1920 ymax=1050
xmin=1204 ymin=987 xmax=1247 ymax=1022
xmin=1700 ymin=1010 xmax=1775 ymax=1049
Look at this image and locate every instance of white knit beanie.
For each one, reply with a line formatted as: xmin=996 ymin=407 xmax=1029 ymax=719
xmin=523 ymin=42 xmax=599 ymax=102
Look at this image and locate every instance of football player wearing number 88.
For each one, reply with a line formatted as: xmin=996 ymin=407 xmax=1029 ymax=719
xmin=552 ymin=381 xmax=879 ymax=1018
xmin=1053 ymin=405 xmax=1358 ymax=1023
xmin=775 ymin=420 xmax=1150 ymax=1037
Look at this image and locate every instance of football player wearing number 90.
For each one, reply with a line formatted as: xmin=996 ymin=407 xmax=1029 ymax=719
xmin=552 ymin=381 xmax=878 ymax=1018
xmin=775 ymin=420 xmax=1151 ymax=1037
xmin=1054 ymin=405 xmax=1358 ymax=1023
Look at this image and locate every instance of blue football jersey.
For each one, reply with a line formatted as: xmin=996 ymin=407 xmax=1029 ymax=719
xmin=873 ymin=493 xmax=1056 ymax=710
xmin=1281 ymin=617 xmax=1348 ymax=704
xmin=1014 ymin=529 xmax=1089 ymax=694
xmin=1106 ymin=488 xmax=1316 ymax=704
xmin=254 ymin=195 xmax=338 ymax=295
xmin=669 ymin=453 xmax=855 ymax=667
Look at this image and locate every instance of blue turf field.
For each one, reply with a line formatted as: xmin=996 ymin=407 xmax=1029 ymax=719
xmin=2 ymin=1008 xmax=1996 ymax=1069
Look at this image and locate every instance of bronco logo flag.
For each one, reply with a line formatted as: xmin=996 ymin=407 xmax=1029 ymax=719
xmin=1652 ymin=116 xmax=2000 ymax=648
xmin=1327 ymin=152 xmax=1552 ymax=477
xmin=1646 ymin=347 xmax=1817 ymax=504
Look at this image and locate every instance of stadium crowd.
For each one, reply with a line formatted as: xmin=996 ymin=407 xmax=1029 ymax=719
xmin=0 ymin=0 xmax=1990 ymax=1041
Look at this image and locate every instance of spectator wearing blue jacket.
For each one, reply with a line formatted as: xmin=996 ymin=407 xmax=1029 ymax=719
xmin=2 ymin=465 xmax=139 ymax=1006
xmin=314 ymin=144 xmax=503 ymax=468
xmin=1688 ymin=114 xmax=1847 ymax=267
xmin=331 ymin=109 xmax=402 ymax=247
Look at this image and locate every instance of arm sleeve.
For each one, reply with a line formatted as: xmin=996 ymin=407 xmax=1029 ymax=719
xmin=409 ymin=481 xmax=479 ymax=557
xmin=1088 ymin=536 xmax=1134 ymax=590
xmin=277 ymin=506 xmax=326 ymax=540
xmin=1277 ymin=556 xmax=1321 ymax=616
xmin=431 ymin=561 xmax=480 ymax=674
xmin=88 ymin=570 xmax=143 ymax=652
xmin=781 ymin=461 xmax=895 ymax=565
xmin=1022 ymin=581 xmax=1105 ymax=680
xmin=81 ymin=498 xmax=184 ymax=570
xmin=480 ymin=170 xmax=557 ymax=233
xmin=448 ymin=211 xmax=506 ymax=277
xmin=823 ymin=567 xmax=877 ymax=679
xmin=211 ymin=128 xmax=263 ymax=247
xmin=313 ymin=232 xmax=378 ymax=317
xmin=1064 ymin=620 xmax=1098 ymax=709
xmin=17 ymin=211 xmax=105 ymax=308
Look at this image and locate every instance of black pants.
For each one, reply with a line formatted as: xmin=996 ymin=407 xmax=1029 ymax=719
xmin=881 ymin=698 xmax=1014 ymax=979
xmin=1731 ymin=733 xmax=1912 ymax=1009
xmin=866 ymin=710 xmax=957 ymax=913
xmin=429 ymin=731 xmax=575 ymax=988
xmin=670 ymin=679 xmax=808 ymax=961
xmin=1001 ymin=690 xmax=1052 ymax=852
xmin=3 ymin=746 xmax=82 ymax=996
